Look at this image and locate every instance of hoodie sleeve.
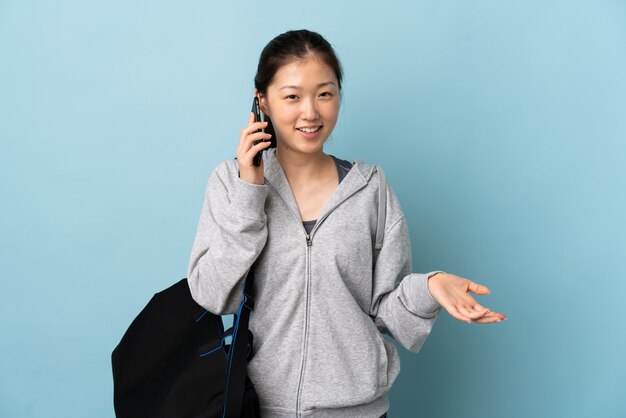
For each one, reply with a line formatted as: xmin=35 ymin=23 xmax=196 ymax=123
xmin=369 ymin=180 xmax=445 ymax=353
xmin=187 ymin=161 xmax=269 ymax=315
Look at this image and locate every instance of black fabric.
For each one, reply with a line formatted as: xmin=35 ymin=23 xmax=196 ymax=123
xmin=332 ymin=154 xmax=353 ymax=182
xmin=111 ymin=278 xmax=260 ymax=418
xmin=302 ymin=219 xmax=316 ymax=234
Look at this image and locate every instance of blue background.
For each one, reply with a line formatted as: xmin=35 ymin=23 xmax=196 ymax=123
xmin=1 ymin=1 xmax=625 ymax=417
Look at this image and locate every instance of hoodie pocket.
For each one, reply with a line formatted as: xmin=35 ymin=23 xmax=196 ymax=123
xmin=301 ymin=310 xmax=392 ymax=409
xmin=373 ymin=327 xmax=389 ymax=388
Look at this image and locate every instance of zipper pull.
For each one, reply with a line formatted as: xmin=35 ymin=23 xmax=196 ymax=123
xmin=306 ymin=235 xmax=312 ymax=246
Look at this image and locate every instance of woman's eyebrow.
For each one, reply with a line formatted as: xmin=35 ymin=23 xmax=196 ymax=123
xmin=279 ymin=81 xmax=336 ymax=91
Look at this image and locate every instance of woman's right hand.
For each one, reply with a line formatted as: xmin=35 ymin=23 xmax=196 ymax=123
xmin=236 ymin=111 xmax=273 ymax=184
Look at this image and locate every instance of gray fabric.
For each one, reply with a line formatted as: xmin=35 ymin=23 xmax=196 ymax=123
xmin=187 ymin=148 xmax=443 ymax=418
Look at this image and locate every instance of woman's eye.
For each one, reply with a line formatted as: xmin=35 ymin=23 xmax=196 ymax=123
xmin=286 ymin=95 xmax=298 ymax=100
xmin=320 ymin=92 xmax=333 ymax=97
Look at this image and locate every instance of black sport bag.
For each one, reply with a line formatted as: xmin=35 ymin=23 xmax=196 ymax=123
xmin=111 ymin=269 xmax=260 ymax=418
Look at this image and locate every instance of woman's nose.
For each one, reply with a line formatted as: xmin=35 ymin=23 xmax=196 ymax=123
xmin=301 ymin=99 xmax=319 ymax=121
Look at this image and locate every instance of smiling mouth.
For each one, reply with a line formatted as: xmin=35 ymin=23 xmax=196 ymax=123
xmin=296 ymin=126 xmax=322 ymax=133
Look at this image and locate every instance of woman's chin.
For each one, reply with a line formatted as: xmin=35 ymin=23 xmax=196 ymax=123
xmin=278 ymin=135 xmax=329 ymax=154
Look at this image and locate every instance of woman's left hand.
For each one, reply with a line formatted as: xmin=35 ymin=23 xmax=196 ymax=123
xmin=427 ymin=273 xmax=506 ymax=324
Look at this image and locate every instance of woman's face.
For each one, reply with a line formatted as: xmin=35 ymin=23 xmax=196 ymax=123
xmin=258 ymin=56 xmax=340 ymax=156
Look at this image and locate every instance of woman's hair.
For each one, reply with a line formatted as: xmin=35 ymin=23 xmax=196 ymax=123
xmin=254 ymin=29 xmax=343 ymax=147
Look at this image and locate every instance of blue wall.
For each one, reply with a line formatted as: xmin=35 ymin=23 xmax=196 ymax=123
xmin=1 ymin=1 xmax=624 ymax=417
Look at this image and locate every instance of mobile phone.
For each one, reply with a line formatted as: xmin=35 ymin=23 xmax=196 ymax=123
xmin=251 ymin=96 xmax=266 ymax=167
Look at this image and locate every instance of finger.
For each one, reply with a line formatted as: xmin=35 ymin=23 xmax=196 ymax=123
xmin=469 ymin=302 xmax=491 ymax=317
xmin=246 ymin=139 xmax=272 ymax=154
xmin=238 ymin=129 xmax=270 ymax=157
xmin=243 ymin=134 xmax=273 ymax=157
xmin=240 ymin=124 xmax=269 ymax=154
xmin=471 ymin=302 xmax=488 ymax=312
xmin=473 ymin=312 xmax=507 ymax=324
xmin=237 ymin=117 xmax=255 ymax=155
xmin=237 ymin=114 xmax=269 ymax=168
xmin=487 ymin=311 xmax=507 ymax=321
xmin=467 ymin=281 xmax=490 ymax=295
xmin=447 ymin=307 xmax=473 ymax=324
xmin=458 ymin=305 xmax=490 ymax=320
xmin=243 ymin=121 xmax=268 ymax=135
xmin=245 ymin=131 xmax=272 ymax=146
xmin=476 ymin=311 xmax=506 ymax=321
xmin=241 ymin=140 xmax=272 ymax=164
xmin=239 ymin=121 xmax=268 ymax=145
xmin=456 ymin=293 xmax=489 ymax=316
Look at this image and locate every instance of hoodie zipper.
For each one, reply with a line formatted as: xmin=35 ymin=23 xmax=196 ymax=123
xmin=295 ymin=196 xmax=367 ymax=417
xmin=263 ymin=179 xmax=318 ymax=418
xmin=265 ymin=175 xmax=369 ymax=417
xmin=295 ymin=233 xmax=312 ymax=417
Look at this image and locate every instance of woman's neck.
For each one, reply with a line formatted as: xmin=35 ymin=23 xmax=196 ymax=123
xmin=275 ymin=146 xmax=333 ymax=185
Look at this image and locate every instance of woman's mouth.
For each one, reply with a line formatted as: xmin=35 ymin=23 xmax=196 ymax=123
xmin=296 ymin=126 xmax=322 ymax=138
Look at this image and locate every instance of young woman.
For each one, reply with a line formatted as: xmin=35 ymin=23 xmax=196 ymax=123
xmin=187 ymin=29 xmax=506 ymax=418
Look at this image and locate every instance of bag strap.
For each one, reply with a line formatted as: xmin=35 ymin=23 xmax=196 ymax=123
xmin=222 ymin=268 xmax=256 ymax=418
xmin=374 ymin=166 xmax=387 ymax=251
xmin=351 ymin=162 xmax=387 ymax=250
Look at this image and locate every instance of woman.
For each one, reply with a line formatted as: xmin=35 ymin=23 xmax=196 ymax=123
xmin=187 ymin=29 xmax=506 ymax=418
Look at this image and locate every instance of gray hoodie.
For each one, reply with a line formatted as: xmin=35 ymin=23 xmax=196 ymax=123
xmin=187 ymin=148 xmax=442 ymax=418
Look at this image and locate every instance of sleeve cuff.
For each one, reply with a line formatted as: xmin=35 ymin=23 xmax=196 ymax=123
xmin=401 ymin=271 xmax=445 ymax=317
xmin=230 ymin=176 xmax=269 ymax=221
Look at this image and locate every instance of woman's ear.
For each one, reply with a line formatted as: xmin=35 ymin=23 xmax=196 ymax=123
xmin=257 ymin=93 xmax=270 ymax=116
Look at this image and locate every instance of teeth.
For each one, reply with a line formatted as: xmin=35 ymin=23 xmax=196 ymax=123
xmin=298 ymin=127 xmax=320 ymax=133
